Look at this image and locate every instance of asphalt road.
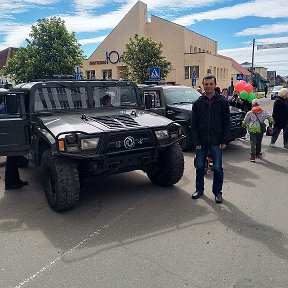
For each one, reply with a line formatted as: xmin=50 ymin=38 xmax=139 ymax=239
xmin=0 ymin=98 xmax=287 ymax=288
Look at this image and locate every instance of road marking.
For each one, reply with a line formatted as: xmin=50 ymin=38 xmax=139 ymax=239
xmin=14 ymin=205 xmax=139 ymax=288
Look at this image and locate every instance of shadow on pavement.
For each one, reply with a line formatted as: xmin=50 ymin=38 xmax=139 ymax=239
xmin=203 ymin=196 xmax=288 ymax=260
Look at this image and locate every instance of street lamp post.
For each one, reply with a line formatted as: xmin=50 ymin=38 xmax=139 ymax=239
xmin=251 ymin=38 xmax=255 ymax=86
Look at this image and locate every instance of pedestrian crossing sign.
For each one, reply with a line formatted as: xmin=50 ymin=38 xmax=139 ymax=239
xmin=149 ymin=67 xmax=160 ymax=81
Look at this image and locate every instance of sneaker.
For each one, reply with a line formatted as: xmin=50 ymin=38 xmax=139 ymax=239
xmin=250 ymin=155 xmax=256 ymax=162
xmin=270 ymin=143 xmax=276 ymax=148
xmin=256 ymin=152 xmax=263 ymax=157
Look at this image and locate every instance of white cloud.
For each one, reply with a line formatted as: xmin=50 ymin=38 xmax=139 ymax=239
xmin=79 ymin=35 xmax=107 ymax=45
xmin=0 ymin=0 xmax=57 ymax=18
xmin=174 ymin=0 xmax=288 ymax=26
xmin=0 ymin=22 xmax=31 ymax=50
xmin=236 ymin=23 xmax=288 ymax=36
xmin=219 ymin=46 xmax=288 ymax=75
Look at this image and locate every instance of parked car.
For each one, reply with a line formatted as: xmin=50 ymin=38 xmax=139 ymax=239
xmin=271 ymin=85 xmax=284 ymax=100
xmin=0 ymin=79 xmax=185 ymax=212
xmin=139 ymin=84 xmax=247 ymax=151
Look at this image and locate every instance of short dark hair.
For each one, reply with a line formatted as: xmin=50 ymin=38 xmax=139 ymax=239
xmin=202 ymin=75 xmax=217 ymax=85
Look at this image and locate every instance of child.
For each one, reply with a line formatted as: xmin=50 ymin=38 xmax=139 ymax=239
xmin=242 ymin=99 xmax=274 ymax=162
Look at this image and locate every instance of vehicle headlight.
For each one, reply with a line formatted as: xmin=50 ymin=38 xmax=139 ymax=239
xmin=155 ymin=129 xmax=169 ymax=140
xmin=81 ymin=138 xmax=100 ymax=150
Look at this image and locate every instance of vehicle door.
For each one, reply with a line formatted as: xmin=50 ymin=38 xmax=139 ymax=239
xmin=141 ymin=89 xmax=166 ymax=117
xmin=0 ymin=92 xmax=30 ymax=156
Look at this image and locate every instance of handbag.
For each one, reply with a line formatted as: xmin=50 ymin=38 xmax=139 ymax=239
xmin=255 ymin=114 xmax=266 ymax=134
xmin=266 ymin=126 xmax=273 ymax=136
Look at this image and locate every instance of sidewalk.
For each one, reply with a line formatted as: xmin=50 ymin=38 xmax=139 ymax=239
xmin=0 ymin=156 xmax=6 ymax=167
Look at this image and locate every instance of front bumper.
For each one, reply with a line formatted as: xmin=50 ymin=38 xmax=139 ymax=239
xmin=229 ymin=126 xmax=247 ymax=140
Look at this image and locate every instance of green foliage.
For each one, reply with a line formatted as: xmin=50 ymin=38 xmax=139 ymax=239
xmin=122 ymin=34 xmax=171 ymax=83
xmin=3 ymin=17 xmax=84 ymax=83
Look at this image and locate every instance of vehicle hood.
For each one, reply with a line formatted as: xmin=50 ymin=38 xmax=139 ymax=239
xmin=38 ymin=108 xmax=173 ymax=137
xmin=166 ymin=103 xmax=192 ymax=121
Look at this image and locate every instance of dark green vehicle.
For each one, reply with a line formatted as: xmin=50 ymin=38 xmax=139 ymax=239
xmin=0 ymin=80 xmax=184 ymax=212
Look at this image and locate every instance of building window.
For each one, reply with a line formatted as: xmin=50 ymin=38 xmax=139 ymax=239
xmin=184 ymin=66 xmax=199 ymax=79
xmin=185 ymin=67 xmax=189 ymax=79
xmin=190 ymin=45 xmax=193 ymax=53
xmin=86 ymin=70 xmax=95 ymax=79
xmin=102 ymin=69 xmax=112 ymax=79
xmin=194 ymin=47 xmax=197 ymax=53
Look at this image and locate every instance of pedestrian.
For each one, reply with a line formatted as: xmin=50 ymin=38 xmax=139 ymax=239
xmin=242 ymin=99 xmax=274 ymax=162
xmin=5 ymin=156 xmax=29 ymax=190
xmin=270 ymin=88 xmax=288 ymax=148
xmin=0 ymin=92 xmax=29 ymax=190
xmin=191 ymin=75 xmax=231 ymax=204
xmin=228 ymin=91 xmax=239 ymax=107
xmin=264 ymin=84 xmax=268 ymax=98
xmin=196 ymin=86 xmax=203 ymax=94
xmin=221 ymin=88 xmax=229 ymax=100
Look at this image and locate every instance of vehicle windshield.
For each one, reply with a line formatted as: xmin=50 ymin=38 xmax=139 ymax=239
xmin=34 ymin=84 xmax=138 ymax=111
xmin=163 ymin=87 xmax=201 ymax=105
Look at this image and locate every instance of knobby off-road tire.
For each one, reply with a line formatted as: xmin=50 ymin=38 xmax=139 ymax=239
xmin=147 ymin=143 xmax=184 ymax=186
xmin=41 ymin=150 xmax=80 ymax=212
xmin=179 ymin=125 xmax=193 ymax=151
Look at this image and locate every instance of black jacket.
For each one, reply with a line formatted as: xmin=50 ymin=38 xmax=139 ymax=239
xmin=191 ymin=94 xmax=231 ymax=146
xmin=272 ymin=97 xmax=288 ymax=129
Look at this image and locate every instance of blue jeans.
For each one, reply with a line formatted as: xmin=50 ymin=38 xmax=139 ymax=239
xmin=195 ymin=145 xmax=224 ymax=195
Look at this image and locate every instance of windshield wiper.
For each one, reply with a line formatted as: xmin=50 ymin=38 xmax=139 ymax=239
xmin=172 ymin=101 xmax=192 ymax=104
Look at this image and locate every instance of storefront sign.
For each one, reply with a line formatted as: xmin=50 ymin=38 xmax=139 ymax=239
xmin=89 ymin=60 xmax=107 ymax=65
xmin=106 ymin=51 xmax=123 ymax=64
xmin=89 ymin=51 xmax=123 ymax=65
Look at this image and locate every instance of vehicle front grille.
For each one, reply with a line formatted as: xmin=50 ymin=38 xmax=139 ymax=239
xmin=92 ymin=115 xmax=140 ymax=128
xmin=105 ymin=129 xmax=155 ymax=154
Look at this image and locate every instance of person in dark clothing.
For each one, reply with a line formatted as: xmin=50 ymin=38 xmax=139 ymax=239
xmin=236 ymin=98 xmax=252 ymax=113
xmin=264 ymin=84 xmax=268 ymax=98
xmin=191 ymin=75 xmax=231 ymax=204
xmin=1 ymin=93 xmax=29 ymax=190
xmin=5 ymin=156 xmax=29 ymax=190
xmin=270 ymin=88 xmax=288 ymax=148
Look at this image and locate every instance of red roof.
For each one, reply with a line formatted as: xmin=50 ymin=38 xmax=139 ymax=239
xmin=0 ymin=47 xmax=18 ymax=69
xmin=217 ymin=54 xmax=251 ymax=76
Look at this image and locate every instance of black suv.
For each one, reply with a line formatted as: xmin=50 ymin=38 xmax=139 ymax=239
xmin=0 ymin=80 xmax=184 ymax=212
xmin=139 ymin=85 xmax=246 ymax=150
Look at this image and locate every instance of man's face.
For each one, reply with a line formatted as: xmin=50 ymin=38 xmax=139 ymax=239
xmin=203 ymin=78 xmax=216 ymax=96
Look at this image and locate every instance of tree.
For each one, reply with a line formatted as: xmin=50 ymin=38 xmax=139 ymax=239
xmin=122 ymin=34 xmax=171 ymax=83
xmin=3 ymin=17 xmax=84 ymax=83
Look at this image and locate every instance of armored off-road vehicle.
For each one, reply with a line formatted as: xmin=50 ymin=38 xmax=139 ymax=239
xmin=139 ymin=85 xmax=247 ymax=151
xmin=0 ymin=80 xmax=184 ymax=212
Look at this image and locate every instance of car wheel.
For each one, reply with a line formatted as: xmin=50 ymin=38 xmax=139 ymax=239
xmin=147 ymin=143 xmax=184 ymax=186
xmin=41 ymin=150 xmax=80 ymax=212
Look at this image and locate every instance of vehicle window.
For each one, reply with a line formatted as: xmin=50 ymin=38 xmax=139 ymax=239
xmin=163 ymin=87 xmax=201 ymax=104
xmin=92 ymin=85 xmax=138 ymax=108
xmin=35 ymin=87 xmax=89 ymax=111
xmin=143 ymin=91 xmax=161 ymax=108
xmin=0 ymin=93 xmax=21 ymax=117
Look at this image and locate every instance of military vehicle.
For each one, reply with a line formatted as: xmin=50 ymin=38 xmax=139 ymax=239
xmin=139 ymin=85 xmax=247 ymax=151
xmin=0 ymin=79 xmax=184 ymax=212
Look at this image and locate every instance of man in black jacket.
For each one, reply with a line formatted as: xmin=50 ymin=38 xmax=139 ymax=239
xmin=191 ymin=75 xmax=230 ymax=203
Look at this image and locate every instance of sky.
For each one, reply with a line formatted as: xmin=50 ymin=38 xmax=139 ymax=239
xmin=0 ymin=0 xmax=288 ymax=76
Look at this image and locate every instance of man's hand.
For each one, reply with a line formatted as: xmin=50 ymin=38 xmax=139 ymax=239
xmin=196 ymin=145 xmax=201 ymax=149
xmin=220 ymin=144 xmax=226 ymax=149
